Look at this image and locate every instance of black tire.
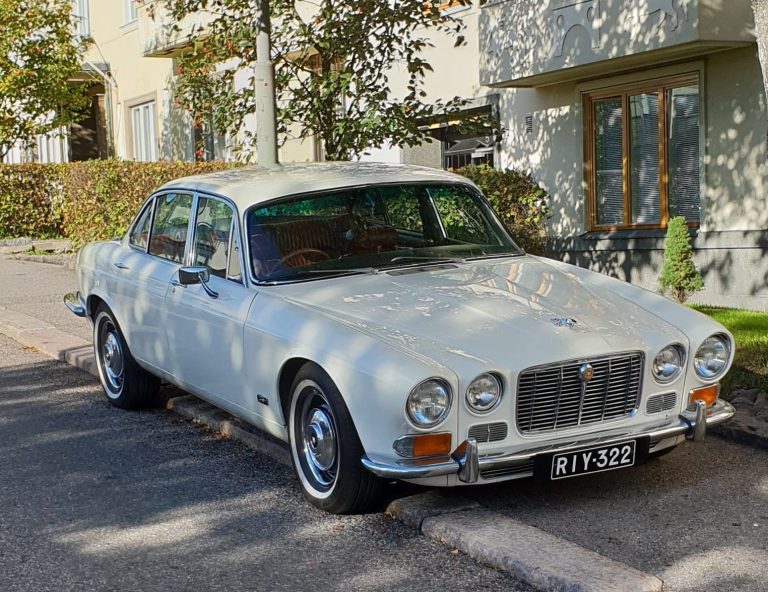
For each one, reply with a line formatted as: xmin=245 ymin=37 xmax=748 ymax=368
xmin=288 ymin=362 xmax=383 ymax=514
xmin=93 ymin=304 xmax=160 ymax=409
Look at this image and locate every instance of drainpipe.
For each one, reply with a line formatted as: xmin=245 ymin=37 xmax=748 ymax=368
xmin=253 ymin=0 xmax=279 ymax=168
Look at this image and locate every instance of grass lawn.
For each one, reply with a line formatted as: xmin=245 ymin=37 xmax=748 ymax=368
xmin=690 ymin=305 xmax=768 ymax=397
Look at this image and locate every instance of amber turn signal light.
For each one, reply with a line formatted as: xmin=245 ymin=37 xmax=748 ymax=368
xmin=689 ymin=384 xmax=720 ymax=407
xmin=393 ymin=433 xmax=452 ymax=458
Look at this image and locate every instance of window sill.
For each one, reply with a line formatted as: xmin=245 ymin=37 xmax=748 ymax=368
xmin=121 ymin=19 xmax=139 ymax=33
xmin=582 ymin=227 xmax=699 ymax=240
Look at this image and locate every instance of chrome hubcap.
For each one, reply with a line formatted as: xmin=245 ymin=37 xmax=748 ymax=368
xmin=100 ymin=326 xmax=124 ymax=393
xmin=300 ymin=394 xmax=337 ymax=488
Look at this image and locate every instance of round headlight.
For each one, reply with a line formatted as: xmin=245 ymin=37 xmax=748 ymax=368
xmin=694 ymin=334 xmax=730 ymax=380
xmin=652 ymin=345 xmax=684 ymax=383
xmin=466 ymin=373 xmax=503 ymax=413
xmin=406 ymin=379 xmax=451 ymax=427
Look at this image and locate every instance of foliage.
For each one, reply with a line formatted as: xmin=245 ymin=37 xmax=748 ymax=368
xmin=0 ymin=164 xmax=66 ymax=239
xmin=658 ymin=216 xmax=703 ymax=303
xmin=691 ymin=305 xmax=768 ymax=396
xmin=0 ymin=161 xmax=234 ymax=247
xmin=161 ymin=0 xmax=500 ymax=161
xmin=0 ymin=0 xmax=91 ymax=158
xmin=456 ymin=165 xmax=550 ymax=254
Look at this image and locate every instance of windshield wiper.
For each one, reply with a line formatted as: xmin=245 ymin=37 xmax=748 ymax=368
xmin=386 ymin=255 xmax=465 ymax=265
xmin=466 ymin=252 xmax=525 ymax=261
xmin=262 ymin=267 xmax=377 ymax=282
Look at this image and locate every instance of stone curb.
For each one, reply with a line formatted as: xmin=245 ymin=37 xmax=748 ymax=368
xmin=387 ymin=494 xmax=663 ymax=592
xmin=166 ymin=395 xmax=292 ymax=467
xmin=9 ymin=254 xmax=75 ymax=267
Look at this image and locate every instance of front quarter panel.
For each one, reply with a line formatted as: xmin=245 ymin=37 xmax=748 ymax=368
xmin=244 ymin=289 xmax=460 ymax=457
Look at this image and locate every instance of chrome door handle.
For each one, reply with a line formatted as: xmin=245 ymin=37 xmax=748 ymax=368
xmin=114 ymin=262 xmax=129 ymax=270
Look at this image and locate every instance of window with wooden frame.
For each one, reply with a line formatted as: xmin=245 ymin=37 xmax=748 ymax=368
xmin=584 ymin=74 xmax=701 ymax=230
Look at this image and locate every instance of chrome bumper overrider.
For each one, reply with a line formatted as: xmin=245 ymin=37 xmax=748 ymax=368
xmin=64 ymin=291 xmax=87 ymax=318
xmin=361 ymin=399 xmax=735 ymax=483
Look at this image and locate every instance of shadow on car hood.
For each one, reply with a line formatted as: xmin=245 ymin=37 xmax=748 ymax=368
xmin=280 ymin=256 xmax=684 ymax=370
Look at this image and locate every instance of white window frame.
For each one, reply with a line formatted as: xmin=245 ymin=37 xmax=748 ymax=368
xmin=72 ymin=0 xmax=90 ymax=38
xmin=123 ymin=0 xmax=138 ymax=25
xmin=130 ymin=101 xmax=158 ymax=162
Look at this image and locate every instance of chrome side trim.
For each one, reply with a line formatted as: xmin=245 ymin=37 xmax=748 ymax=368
xmin=361 ymin=399 xmax=735 ymax=482
xmin=64 ymin=292 xmax=86 ymax=317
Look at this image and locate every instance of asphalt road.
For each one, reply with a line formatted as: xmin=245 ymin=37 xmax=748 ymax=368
xmin=455 ymin=437 xmax=768 ymax=591
xmin=0 ymin=334 xmax=531 ymax=592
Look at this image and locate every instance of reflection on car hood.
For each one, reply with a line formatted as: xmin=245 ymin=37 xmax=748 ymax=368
xmin=280 ymin=256 xmax=685 ymax=371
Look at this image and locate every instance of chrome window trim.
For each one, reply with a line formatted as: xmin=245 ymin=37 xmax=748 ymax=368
xmin=144 ymin=190 xmax=195 ymax=265
xmin=126 ymin=195 xmax=157 ymax=254
xmin=192 ymin=191 xmax=246 ymax=287
xmin=240 ymin=180 xmax=521 ymax=287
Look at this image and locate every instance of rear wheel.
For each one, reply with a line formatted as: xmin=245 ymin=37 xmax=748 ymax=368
xmin=93 ymin=304 xmax=159 ymax=409
xmin=288 ymin=363 xmax=383 ymax=514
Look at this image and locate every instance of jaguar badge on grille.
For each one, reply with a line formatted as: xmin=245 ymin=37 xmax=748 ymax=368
xmin=579 ymin=363 xmax=594 ymax=383
xmin=551 ymin=317 xmax=577 ymax=328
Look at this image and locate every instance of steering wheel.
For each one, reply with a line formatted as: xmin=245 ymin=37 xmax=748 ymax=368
xmin=195 ymin=222 xmax=218 ymax=261
xmin=277 ymin=248 xmax=332 ymax=267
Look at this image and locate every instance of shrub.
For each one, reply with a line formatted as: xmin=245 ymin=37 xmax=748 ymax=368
xmin=455 ymin=165 xmax=551 ymax=254
xmin=658 ymin=216 xmax=703 ymax=303
xmin=0 ymin=160 xmax=235 ymax=248
xmin=0 ymin=164 xmax=66 ymax=239
xmin=60 ymin=160 xmax=234 ymax=248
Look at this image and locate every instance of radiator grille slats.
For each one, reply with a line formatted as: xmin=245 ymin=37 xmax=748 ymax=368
xmin=516 ymin=353 xmax=643 ymax=434
xmin=468 ymin=422 xmax=508 ymax=443
xmin=646 ymin=392 xmax=677 ymax=414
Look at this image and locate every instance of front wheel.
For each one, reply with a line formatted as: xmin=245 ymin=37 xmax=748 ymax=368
xmin=288 ymin=363 xmax=383 ymax=514
xmin=93 ymin=304 xmax=159 ymax=409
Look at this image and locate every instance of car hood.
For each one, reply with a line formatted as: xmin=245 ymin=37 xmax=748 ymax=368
xmin=279 ymin=256 xmax=685 ymax=373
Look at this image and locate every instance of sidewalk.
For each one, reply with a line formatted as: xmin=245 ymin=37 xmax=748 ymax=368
xmin=0 ymin=257 xmax=90 ymax=342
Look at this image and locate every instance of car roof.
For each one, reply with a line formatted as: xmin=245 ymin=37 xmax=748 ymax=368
xmin=156 ymin=161 xmax=477 ymax=211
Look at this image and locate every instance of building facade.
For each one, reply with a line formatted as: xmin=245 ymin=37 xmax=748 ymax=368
xmin=9 ymin=0 xmax=767 ymax=309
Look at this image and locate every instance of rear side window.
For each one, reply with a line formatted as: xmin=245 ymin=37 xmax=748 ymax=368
xmin=149 ymin=193 xmax=193 ymax=263
xmin=129 ymin=200 xmax=153 ymax=250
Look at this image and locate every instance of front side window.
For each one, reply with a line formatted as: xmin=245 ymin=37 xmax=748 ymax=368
xmin=247 ymin=183 xmax=520 ymax=282
xmin=130 ymin=101 xmax=157 ymax=162
xmin=192 ymin=196 xmax=238 ymax=281
xmin=587 ymin=75 xmax=701 ymax=229
xmin=129 ymin=199 xmax=153 ymax=250
xmin=149 ymin=193 xmax=193 ymax=262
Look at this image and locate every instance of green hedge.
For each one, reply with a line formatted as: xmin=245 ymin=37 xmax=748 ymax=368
xmin=0 ymin=164 xmax=66 ymax=240
xmin=456 ymin=165 xmax=551 ymax=255
xmin=0 ymin=161 xmax=234 ymax=248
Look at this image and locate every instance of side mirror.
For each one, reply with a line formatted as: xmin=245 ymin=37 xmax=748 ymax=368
xmin=178 ymin=266 xmax=218 ymax=299
xmin=179 ymin=266 xmax=210 ymax=286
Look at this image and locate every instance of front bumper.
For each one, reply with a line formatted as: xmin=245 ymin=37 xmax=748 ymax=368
xmin=64 ymin=291 xmax=86 ymax=318
xmin=361 ymin=399 xmax=735 ymax=483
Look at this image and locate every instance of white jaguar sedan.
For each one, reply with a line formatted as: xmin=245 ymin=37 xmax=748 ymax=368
xmin=65 ymin=162 xmax=735 ymax=513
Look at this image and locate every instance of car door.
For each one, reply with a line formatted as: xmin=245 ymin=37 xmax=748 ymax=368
xmin=109 ymin=191 xmax=194 ymax=371
xmin=164 ymin=193 xmax=259 ymax=421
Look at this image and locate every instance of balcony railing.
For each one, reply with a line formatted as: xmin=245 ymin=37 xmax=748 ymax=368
xmin=138 ymin=0 xmax=215 ymax=58
xmin=479 ymin=0 xmax=755 ymax=87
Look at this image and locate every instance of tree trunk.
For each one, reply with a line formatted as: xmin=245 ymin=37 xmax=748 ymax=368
xmin=754 ymin=0 xmax=768 ymax=103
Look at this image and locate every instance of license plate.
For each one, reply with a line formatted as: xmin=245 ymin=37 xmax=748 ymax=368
xmin=550 ymin=440 xmax=636 ymax=480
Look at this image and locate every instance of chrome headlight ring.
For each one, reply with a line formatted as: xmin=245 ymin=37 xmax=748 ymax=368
xmin=465 ymin=373 xmax=503 ymax=414
xmin=405 ymin=378 xmax=452 ymax=428
xmin=694 ymin=334 xmax=731 ymax=380
xmin=652 ymin=344 xmax=685 ymax=384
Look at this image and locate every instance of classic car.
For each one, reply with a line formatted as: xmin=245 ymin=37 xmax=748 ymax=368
xmin=65 ymin=162 xmax=735 ymax=514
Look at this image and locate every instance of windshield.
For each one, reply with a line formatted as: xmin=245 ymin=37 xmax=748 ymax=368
xmin=246 ymin=183 xmax=523 ymax=282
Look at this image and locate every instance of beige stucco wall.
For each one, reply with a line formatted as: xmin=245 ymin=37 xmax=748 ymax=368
xmin=85 ymin=1 xmax=192 ymax=161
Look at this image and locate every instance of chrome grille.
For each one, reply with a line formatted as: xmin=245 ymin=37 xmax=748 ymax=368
xmin=480 ymin=461 xmax=535 ymax=480
xmin=516 ymin=353 xmax=643 ymax=434
xmin=646 ymin=392 xmax=677 ymax=414
xmin=468 ymin=422 xmax=508 ymax=443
